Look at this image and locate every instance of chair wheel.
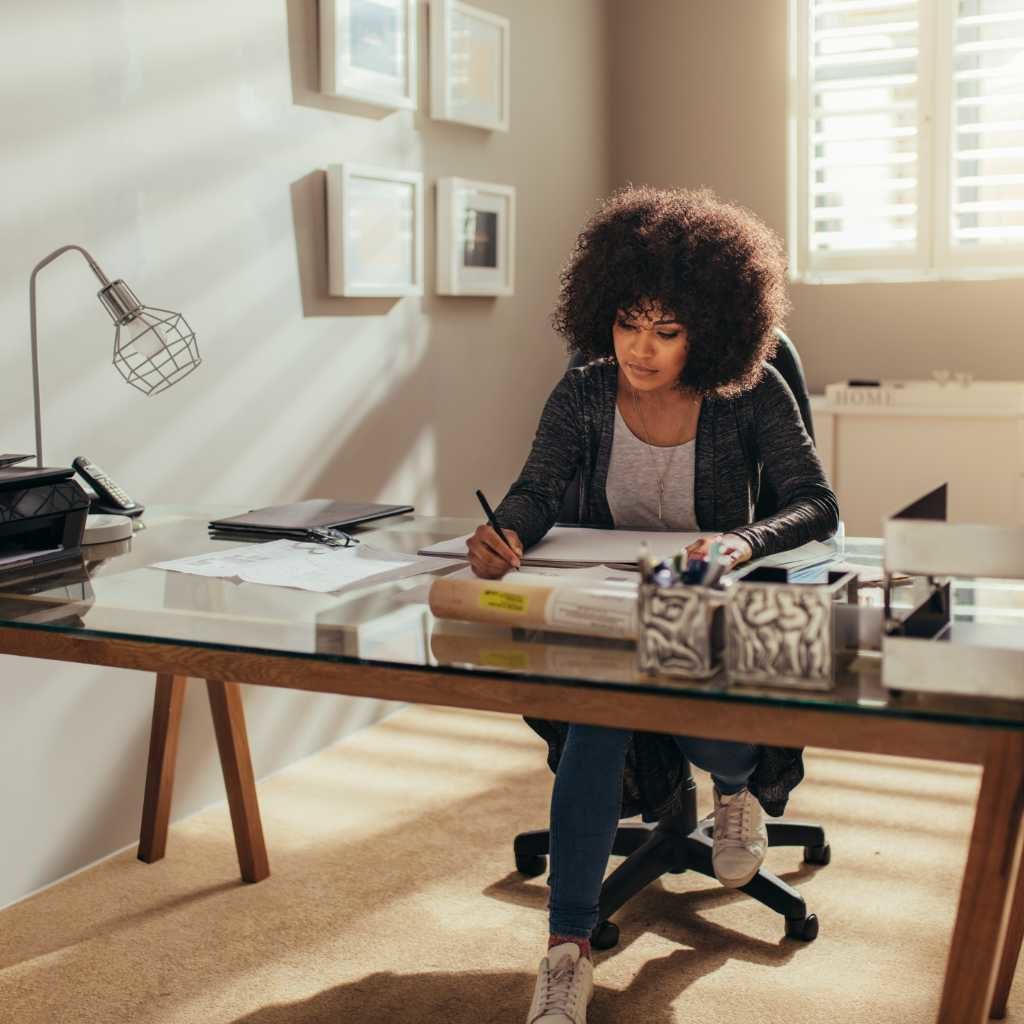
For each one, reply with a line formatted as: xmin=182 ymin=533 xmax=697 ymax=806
xmin=591 ymin=920 xmax=620 ymax=950
xmin=515 ymin=853 xmax=546 ymax=877
xmin=804 ymin=843 xmax=831 ymax=865
xmin=785 ymin=913 xmax=819 ymax=942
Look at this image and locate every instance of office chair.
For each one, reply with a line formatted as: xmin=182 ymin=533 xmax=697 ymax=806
xmin=512 ymin=328 xmax=828 ymax=948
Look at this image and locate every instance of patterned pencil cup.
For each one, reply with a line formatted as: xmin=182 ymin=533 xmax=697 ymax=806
xmin=637 ymin=583 xmax=726 ymax=679
xmin=725 ymin=569 xmax=858 ymax=690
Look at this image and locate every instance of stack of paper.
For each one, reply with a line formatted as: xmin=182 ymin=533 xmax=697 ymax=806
xmin=152 ymin=540 xmax=457 ymax=594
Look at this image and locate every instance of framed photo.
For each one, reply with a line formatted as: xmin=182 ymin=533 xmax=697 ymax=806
xmin=436 ymin=177 xmax=515 ymax=296
xmin=320 ymin=0 xmax=417 ymax=110
xmin=429 ymin=0 xmax=510 ymax=132
xmin=327 ymin=164 xmax=424 ymax=297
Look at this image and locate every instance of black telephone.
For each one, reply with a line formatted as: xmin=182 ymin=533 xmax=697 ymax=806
xmin=72 ymin=456 xmax=145 ymax=518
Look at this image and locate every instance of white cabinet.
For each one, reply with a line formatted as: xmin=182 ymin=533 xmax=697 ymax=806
xmin=810 ymin=382 xmax=1024 ymax=537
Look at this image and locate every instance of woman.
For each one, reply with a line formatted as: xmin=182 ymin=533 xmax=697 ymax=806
xmin=466 ymin=186 xmax=838 ymax=1024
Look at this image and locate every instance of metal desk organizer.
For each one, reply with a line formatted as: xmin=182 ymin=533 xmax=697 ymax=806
xmin=725 ymin=565 xmax=859 ymax=690
xmin=882 ymin=484 xmax=1024 ymax=701
xmin=637 ymin=581 xmax=726 ymax=679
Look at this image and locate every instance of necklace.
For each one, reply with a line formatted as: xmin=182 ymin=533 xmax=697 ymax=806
xmin=630 ymin=386 xmax=691 ymax=523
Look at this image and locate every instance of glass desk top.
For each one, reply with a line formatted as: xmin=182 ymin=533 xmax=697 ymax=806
xmin=0 ymin=506 xmax=1021 ymax=730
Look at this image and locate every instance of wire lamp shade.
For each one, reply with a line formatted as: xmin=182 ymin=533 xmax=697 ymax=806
xmin=98 ymin=279 xmax=201 ymax=395
xmin=29 ymin=244 xmax=202 ymax=466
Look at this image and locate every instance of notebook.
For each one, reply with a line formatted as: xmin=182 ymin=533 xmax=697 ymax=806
xmin=209 ymin=499 xmax=413 ymax=539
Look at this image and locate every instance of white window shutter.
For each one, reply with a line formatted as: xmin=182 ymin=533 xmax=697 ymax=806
xmin=798 ymin=0 xmax=929 ymax=273
xmin=943 ymin=0 xmax=1024 ymax=267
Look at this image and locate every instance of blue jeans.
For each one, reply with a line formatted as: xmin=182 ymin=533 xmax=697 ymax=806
xmin=547 ymin=723 xmax=759 ymax=939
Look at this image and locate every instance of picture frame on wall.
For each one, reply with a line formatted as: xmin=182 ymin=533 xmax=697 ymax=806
xmin=327 ymin=164 xmax=424 ymax=297
xmin=429 ymin=0 xmax=510 ymax=132
xmin=320 ymin=0 xmax=418 ymax=110
xmin=436 ymin=177 xmax=515 ymax=296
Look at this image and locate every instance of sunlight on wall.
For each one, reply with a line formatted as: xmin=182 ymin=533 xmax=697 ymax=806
xmin=376 ymin=424 xmax=439 ymax=513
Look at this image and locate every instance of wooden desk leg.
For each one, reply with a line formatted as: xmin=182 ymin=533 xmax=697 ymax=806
xmin=938 ymin=733 xmax=1024 ymax=1024
xmin=990 ymin=830 xmax=1024 ymax=1019
xmin=138 ymin=673 xmax=187 ymax=863
xmin=205 ymin=680 xmax=270 ymax=883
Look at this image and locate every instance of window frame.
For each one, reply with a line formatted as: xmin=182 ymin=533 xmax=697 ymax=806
xmin=788 ymin=0 xmax=1024 ymax=283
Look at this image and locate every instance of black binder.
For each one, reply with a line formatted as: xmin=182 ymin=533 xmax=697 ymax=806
xmin=208 ymin=499 xmax=413 ymax=541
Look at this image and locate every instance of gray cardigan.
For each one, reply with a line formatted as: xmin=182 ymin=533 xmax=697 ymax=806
xmin=496 ymin=358 xmax=838 ymax=557
xmin=495 ymin=358 xmax=840 ymax=818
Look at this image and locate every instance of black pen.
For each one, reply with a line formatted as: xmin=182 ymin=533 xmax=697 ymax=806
xmin=475 ymin=489 xmax=520 ymax=571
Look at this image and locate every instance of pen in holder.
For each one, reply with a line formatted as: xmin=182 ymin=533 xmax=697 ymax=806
xmin=637 ymin=580 xmax=727 ymax=679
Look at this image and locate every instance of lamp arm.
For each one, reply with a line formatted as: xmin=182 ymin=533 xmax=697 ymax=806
xmin=29 ymin=245 xmax=113 ymax=468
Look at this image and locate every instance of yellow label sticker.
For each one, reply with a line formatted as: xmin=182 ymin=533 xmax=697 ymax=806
xmin=482 ymin=649 xmax=530 ymax=670
xmin=480 ymin=589 xmax=528 ymax=613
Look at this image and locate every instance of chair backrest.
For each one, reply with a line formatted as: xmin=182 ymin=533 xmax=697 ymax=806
xmin=755 ymin=329 xmax=814 ymax=521
xmin=555 ymin=328 xmax=814 ymax=524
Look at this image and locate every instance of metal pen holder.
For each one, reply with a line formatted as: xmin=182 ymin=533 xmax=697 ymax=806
xmin=725 ymin=568 xmax=859 ymax=691
xmin=637 ymin=582 xmax=727 ymax=679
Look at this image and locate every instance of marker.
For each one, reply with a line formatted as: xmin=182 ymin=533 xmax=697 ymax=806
xmin=474 ymin=489 xmax=520 ymax=571
xmin=638 ymin=541 xmax=657 ymax=581
xmin=683 ymin=557 xmax=706 ymax=585
xmin=701 ymin=541 xmax=727 ymax=588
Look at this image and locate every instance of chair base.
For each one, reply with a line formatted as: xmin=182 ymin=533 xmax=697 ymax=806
xmin=514 ymin=776 xmax=827 ymax=948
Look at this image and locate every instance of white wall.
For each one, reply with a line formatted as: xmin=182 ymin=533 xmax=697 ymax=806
xmin=607 ymin=0 xmax=1023 ymax=393
xmin=0 ymin=0 xmax=610 ymax=907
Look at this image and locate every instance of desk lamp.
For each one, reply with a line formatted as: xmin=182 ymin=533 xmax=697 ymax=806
xmin=29 ymin=244 xmax=201 ymax=468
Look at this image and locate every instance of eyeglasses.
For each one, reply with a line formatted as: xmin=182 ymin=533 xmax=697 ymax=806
xmin=305 ymin=527 xmax=360 ymax=548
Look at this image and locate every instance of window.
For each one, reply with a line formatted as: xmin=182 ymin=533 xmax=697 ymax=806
xmin=789 ymin=0 xmax=1024 ymax=280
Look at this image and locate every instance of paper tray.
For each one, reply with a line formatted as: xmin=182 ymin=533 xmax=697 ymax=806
xmin=884 ymin=520 xmax=1024 ymax=579
xmin=882 ymin=621 xmax=1024 ymax=701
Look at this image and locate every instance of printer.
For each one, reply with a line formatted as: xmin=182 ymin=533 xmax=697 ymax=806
xmin=0 ymin=466 xmax=90 ymax=577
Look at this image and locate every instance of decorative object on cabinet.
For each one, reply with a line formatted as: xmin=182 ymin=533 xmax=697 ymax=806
xmin=326 ymin=164 xmax=424 ymax=297
xmin=429 ymin=0 xmax=510 ymax=131
xmin=320 ymin=0 xmax=417 ymax=110
xmin=436 ymin=177 xmax=515 ymax=295
xmin=810 ymin=379 xmax=1024 ymax=535
xmin=28 ymin=244 xmax=200 ymax=467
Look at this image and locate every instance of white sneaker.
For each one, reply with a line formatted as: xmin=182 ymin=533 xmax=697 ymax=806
xmin=526 ymin=942 xmax=594 ymax=1024
xmin=711 ymin=786 xmax=768 ymax=888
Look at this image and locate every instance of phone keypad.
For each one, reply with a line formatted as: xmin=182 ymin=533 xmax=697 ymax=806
xmin=74 ymin=457 xmax=137 ymax=509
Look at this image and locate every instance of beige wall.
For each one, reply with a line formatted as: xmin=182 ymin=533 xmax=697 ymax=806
xmin=0 ymin=0 xmax=609 ymax=907
xmin=608 ymin=0 xmax=1023 ymax=393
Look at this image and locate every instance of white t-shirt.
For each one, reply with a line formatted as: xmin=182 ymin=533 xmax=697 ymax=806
xmin=605 ymin=405 xmax=699 ymax=531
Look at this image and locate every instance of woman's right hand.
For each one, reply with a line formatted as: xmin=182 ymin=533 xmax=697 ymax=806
xmin=466 ymin=524 xmax=523 ymax=578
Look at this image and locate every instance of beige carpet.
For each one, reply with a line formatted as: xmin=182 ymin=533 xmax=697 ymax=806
xmin=1 ymin=703 xmax=1019 ymax=1023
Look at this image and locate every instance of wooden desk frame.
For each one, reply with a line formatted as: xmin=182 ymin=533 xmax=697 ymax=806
xmin=2 ymin=624 xmax=1021 ymax=1024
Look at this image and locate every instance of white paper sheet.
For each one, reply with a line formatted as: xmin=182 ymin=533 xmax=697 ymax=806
xmin=444 ymin=564 xmax=638 ymax=585
xmin=418 ymin=526 xmax=703 ymax=568
xmin=745 ymin=539 xmax=839 ymax=573
xmin=151 ymin=541 xmax=458 ymax=594
xmin=420 ymin=528 xmax=841 ymax=576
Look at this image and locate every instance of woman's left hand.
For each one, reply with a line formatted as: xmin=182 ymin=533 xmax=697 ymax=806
xmin=685 ymin=532 xmax=753 ymax=568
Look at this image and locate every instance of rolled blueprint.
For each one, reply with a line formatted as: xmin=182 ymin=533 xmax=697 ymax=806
xmin=428 ymin=571 xmax=638 ymax=640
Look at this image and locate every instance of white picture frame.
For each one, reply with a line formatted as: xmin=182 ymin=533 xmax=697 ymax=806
xmin=327 ymin=164 xmax=424 ymax=297
xmin=436 ymin=177 xmax=515 ymax=296
xmin=320 ymin=0 xmax=418 ymax=110
xmin=429 ymin=0 xmax=510 ymax=132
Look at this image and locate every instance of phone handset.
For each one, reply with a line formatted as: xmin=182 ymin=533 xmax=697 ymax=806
xmin=72 ymin=456 xmax=145 ymax=518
